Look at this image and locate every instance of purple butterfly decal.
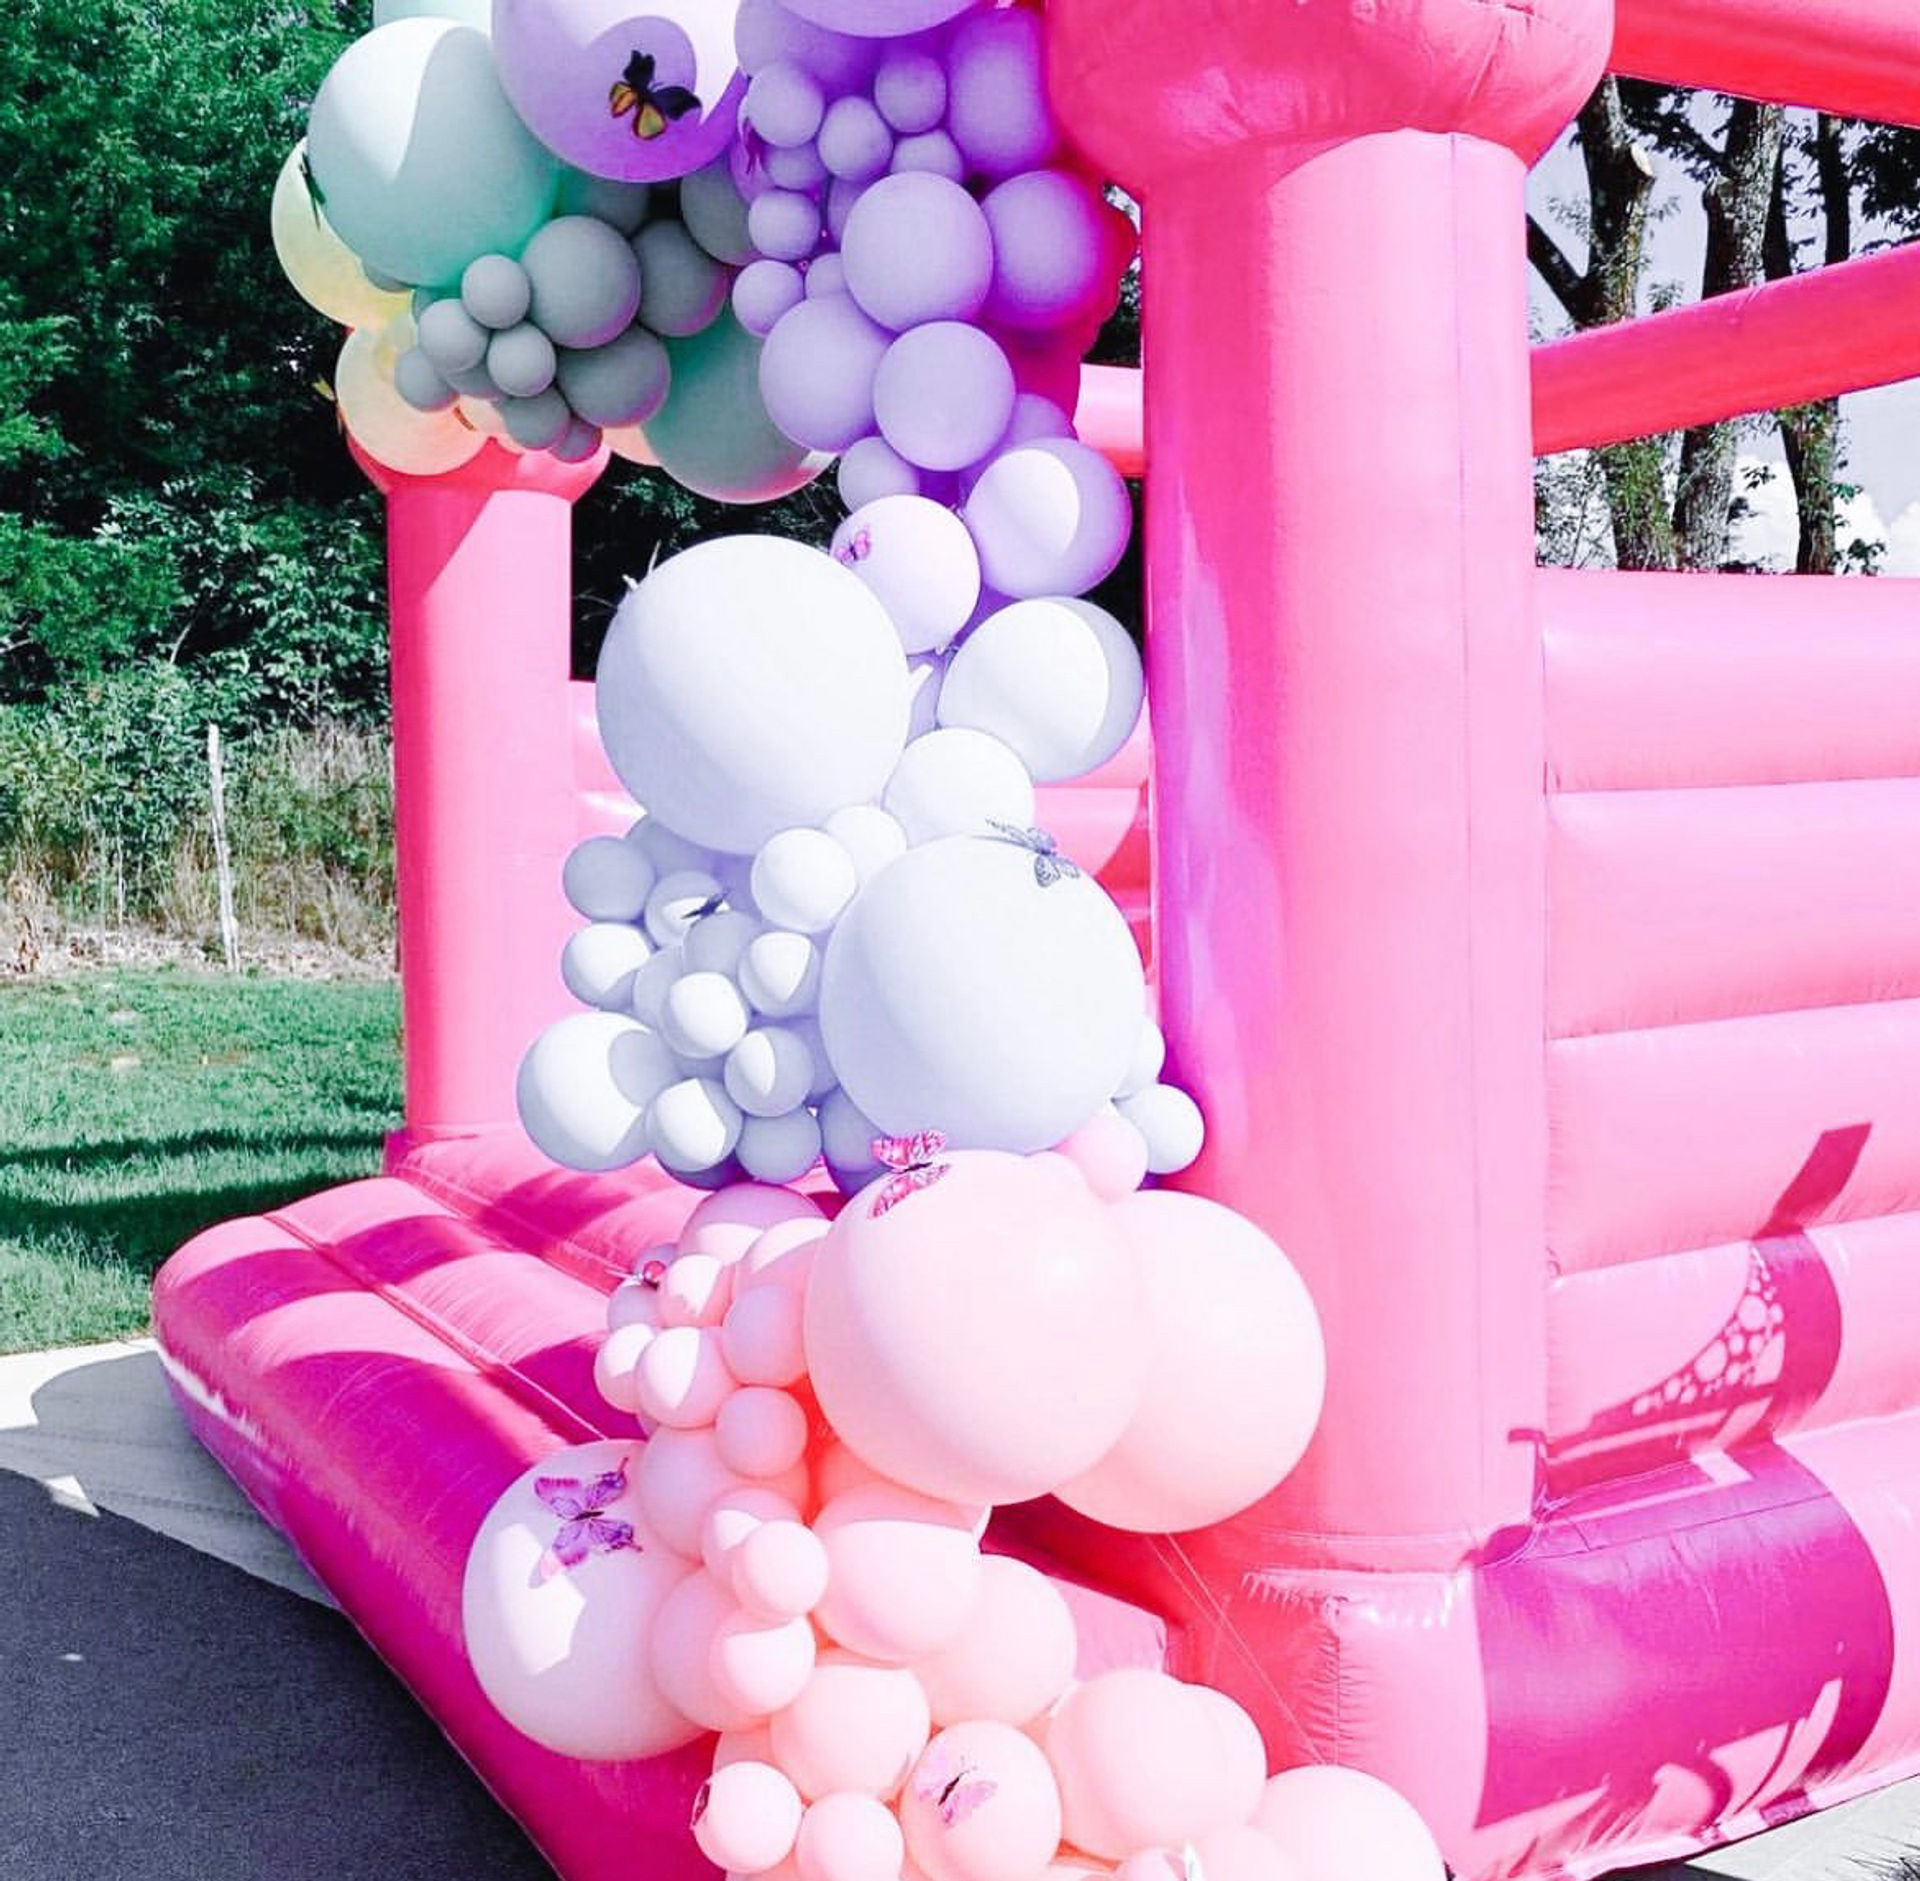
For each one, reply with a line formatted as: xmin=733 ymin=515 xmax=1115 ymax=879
xmin=870 ymin=1130 xmax=951 ymax=1218
xmin=913 ymin=1741 xmax=999 ymax=1828
xmin=689 ymin=1780 xmax=711 ymax=1830
xmin=835 ymin=526 xmax=874 ymax=568
xmin=534 ymin=1459 xmax=637 ymax=1574
xmin=986 ymin=820 xmax=1081 ymax=889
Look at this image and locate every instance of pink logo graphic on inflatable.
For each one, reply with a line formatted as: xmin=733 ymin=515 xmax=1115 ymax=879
xmin=870 ymin=1130 xmax=951 ymax=1217
xmin=534 ymin=1460 xmax=637 ymax=1574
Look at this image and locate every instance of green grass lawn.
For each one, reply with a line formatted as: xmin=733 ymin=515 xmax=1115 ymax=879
xmin=0 ymin=968 xmax=401 ymax=1354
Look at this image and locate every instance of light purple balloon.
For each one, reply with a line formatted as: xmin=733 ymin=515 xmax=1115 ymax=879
xmin=832 ymin=494 xmax=982 ymax=654
xmin=744 ymin=60 xmax=825 ymax=148
xmin=888 ymin=129 xmax=967 ymax=184
xmin=873 ymin=50 xmax=946 ymax=133
xmin=838 ymin=434 xmax=922 ymax=510
xmin=733 ymin=258 xmax=806 ymax=337
xmin=819 ymin=96 xmax=893 ymax=183
xmin=826 ymin=176 xmax=867 ymax=243
xmin=764 ymin=139 xmax=829 ymax=192
xmin=805 ymin=252 xmax=848 ymax=299
xmin=759 ymin=294 xmax=893 ymax=453
xmin=748 ymin=188 xmax=825 ymax=263
xmin=780 ymin=0 xmax=979 ymax=35
xmin=945 ymin=8 xmax=1058 ymax=182
xmin=981 ymin=169 xmax=1112 ymax=332
xmin=962 ymin=438 xmax=1133 ymax=598
xmin=734 ymin=0 xmax=875 ymax=87
xmin=842 ymin=174 xmax=994 ymax=332
xmin=488 ymin=322 xmax=559 ymax=397
xmin=873 ymin=323 xmax=1015 ymax=473
xmin=958 ymin=392 xmax=1073 ymax=496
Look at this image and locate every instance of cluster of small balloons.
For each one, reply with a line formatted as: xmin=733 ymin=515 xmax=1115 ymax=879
xmin=518 ymin=531 xmax=1201 ymax=1191
xmin=467 ymin=1178 xmax=1430 ymax=1881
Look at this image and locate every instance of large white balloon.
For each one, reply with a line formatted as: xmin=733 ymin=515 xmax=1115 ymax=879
xmin=375 ymin=0 xmax=490 ymax=24
xmin=938 ymin=598 xmax=1143 ymax=783
xmin=882 ymin=728 xmax=1035 ymax=847
xmin=270 ymin=143 xmax=410 ymax=330
xmin=307 ymin=20 xmax=558 ymax=288
xmin=517 ymin=1011 xmax=667 ymax=1170
xmin=962 ymin=439 xmax=1133 ymax=599
xmin=597 ymin=537 xmax=910 ymax=854
xmin=818 ymin=833 xmax=1145 ymax=1151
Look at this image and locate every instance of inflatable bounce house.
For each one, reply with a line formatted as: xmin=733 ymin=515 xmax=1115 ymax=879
xmin=153 ymin=1 xmax=1920 ymax=1878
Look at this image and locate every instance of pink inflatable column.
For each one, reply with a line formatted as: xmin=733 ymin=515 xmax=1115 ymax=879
xmin=1048 ymin=4 xmax=1610 ymax=1558
xmin=358 ymin=440 xmax=606 ymax=1134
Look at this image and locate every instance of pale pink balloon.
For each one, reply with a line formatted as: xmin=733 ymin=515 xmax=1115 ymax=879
xmin=899 ymin=1721 xmax=1063 ymax=1881
xmin=769 ymin=1650 xmax=932 ymax=1800
xmin=651 ymin=1569 xmax=763 ymax=1732
xmin=695 ymin=1759 xmax=807 ymax=1876
xmin=717 ymin=1722 xmax=778 ymax=1769
xmin=803 ymin=1150 xmax=1152 ymax=1506
xmin=794 ymin=1791 xmax=907 ymax=1881
xmin=594 ymin=1320 xmax=656 ymax=1414
xmin=1111 ymin=1856 xmax=1182 ymax=1881
xmin=635 ymin=1323 xmax=741 ymax=1429
xmin=1050 ymin=1107 xmax=1148 ymax=1204
xmin=1191 ymin=1824 xmax=1296 ymax=1881
xmin=461 ymin=1441 xmax=701 ymax=1761
xmin=1251 ymin=1767 xmax=1444 ymax=1881
xmin=712 ymin=1606 xmax=819 ymax=1717
xmin=811 ymin=1437 xmax=892 ymax=1509
xmin=1045 ymin=1671 xmax=1263 ymax=1859
xmin=914 ymin=1556 xmax=1077 ymax=1727
xmin=607 ymin=1275 xmax=666 ymax=1332
xmin=703 ymin=1484 xmax=806 ymax=1580
xmin=637 ymin=1425 xmax=753 ymax=1558
xmin=1043 ymin=1862 xmax=1114 ymax=1881
xmin=741 ymin=1215 xmax=831 ymax=1291
xmin=813 ymin=1482 xmax=984 ymax=1663
xmin=733 ymin=1517 xmax=831 ymax=1621
xmin=1055 ymin=1192 xmax=1326 ymax=1534
xmin=723 ymin=1281 xmax=812 ymax=1388
xmin=1191 ymin=1685 xmax=1270 ymax=1834
xmin=660 ymin=1250 xmax=737 ymax=1327
xmin=682 ymin=1182 xmax=828 ymax=1263
xmin=718 ymin=1385 xmax=813 ymax=1479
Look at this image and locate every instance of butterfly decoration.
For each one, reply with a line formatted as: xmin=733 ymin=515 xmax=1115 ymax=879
xmin=835 ymin=526 xmax=874 ymax=568
xmin=534 ymin=1459 xmax=638 ymax=1573
xmin=689 ymin=1780 xmax=711 ymax=1830
xmin=870 ymin=1130 xmax=951 ymax=1218
xmin=689 ymin=890 xmax=728 ymax=922
xmin=609 ymin=50 xmax=702 ymax=141
xmin=986 ymin=820 xmax=1082 ymax=889
xmin=913 ymin=1742 xmax=999 ymax=1828
xmin=298 ymin=148 xmax=327 ymax=220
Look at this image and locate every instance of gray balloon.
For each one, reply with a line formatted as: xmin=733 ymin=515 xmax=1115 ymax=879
xmin=417 ymin=298 xmax=490 ymax=375
xmin=551 ymin=417 xmax=606 ymax=464
xmin=633 ymin=219 xmax=730 ymax=338
xmin=461 ymin=252 xmax=532 ymax=330
xmin=411 ymin=287 xmax=444 ymax=322
xmin=555 ymin=326 xmax=672 ymax=428
xmin=394 ymin=347 xmax=458 ymax=413
xmin=554 ymin=170 xmax=654 ymax=236
xmin=487 ymin=322 xmax=558 ymax=399
xmin=522 ymin=216 xmax=643 ymax=350
xmin=679 ymin=158 xmax=758 ymax=267
xmin=500 ymin=388 xmax=572 ymax=451
xmin=363 ymin=262 xmax=411 ymax=293
xmin=441 ymin=357 xmax=501 ymax=399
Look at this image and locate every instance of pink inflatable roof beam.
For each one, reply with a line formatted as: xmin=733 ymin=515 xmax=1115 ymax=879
xmin=1534 ymin=240 xmax=1920 ymax=455
xmin=1613 ymin=0 xmax=1920 ymax=131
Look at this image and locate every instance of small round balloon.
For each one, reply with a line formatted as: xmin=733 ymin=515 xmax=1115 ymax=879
xmin=634 ymin=218 xmax=733 ymax=337
xmin=522 ymin=215 xmax=644 ymax=348
xmin=1253 ymin=1766 xmax=1447 ymax=1881
xmin=333 ymin=328 xmax=486 ymax=478
xmin=874 ymin=324 xmax=1016 ymax=474
xmin=517 ymin=1011 xmax=668 ymax=1171
xmin=760 ymin=294 xmax=894 ymax=455
xmin=899 ymin=1722 xmax=1064 ymax=1881
xmin=780 ymin=0 xmax=980 ymax=33
xmin=555 ymin=325 xmax=672 ymax=427
xmin=962 ymin=440 xmax=1133 ymax=599
xmin=842 ymin=175 xmax=995 ymax=333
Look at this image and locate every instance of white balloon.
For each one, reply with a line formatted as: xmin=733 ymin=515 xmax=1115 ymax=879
xmin=738 ymin=1110 xmax=824 ymax=1185
xmin=938 ymin=597 xmax=1142 ymax=783
xmin=1116 ymin=1083 xmax=1206 ymax=1175
xmin=596 ymin=538 xmax=910 ymax=854
xmin=788 ymin=1015 xmax=839 ymax=1103
xmin=725 ymin=1027 xmax=817 ymax=1117
xmin=651 ymin=1077 xmax=746 ymax=1171
xmin=270 ymin=142 xmax=409 ymax=330
xmin=565 ymin=835 xmax=658 ymax=924
xmin=823 ymin=805 xmax=907 ymax=886
xmin=630 ymin=814 xmax=718 ymax=878
xmin=662 ymin=971 xmax=753 ymax=1060
xmin=518 ymin=1012 xmax=660 ymax=1170
xmin=905 ymin=655 xmax=945 ymax=741
xmin=818 ymin=834 xmax=1146 ymax=1152
xmin=375 ymin=0 xmax=489 ymax=25
xmin=739 ymin=929 xmax=822 ymax=1018
xmin=683 ymin=909 xmax=764 ymax=977
xmin=831 ymin=496 xmax=981 ymax=657
xmin=750 ymin=828 xmax=858 ymax=935
xmin=818 ymin=1087 xmax=882 ymax=1181
xmin=645 ymin=869 xmax=726 ymax=946
xmin=563 ymin=921 xmax=656 ymax=1010
xmin=962 ymin=440 xmax=1133 ymax=599
xmin=630 ymin=943 xmax=686 ymax=1029
xmin=1115 ymin=1017 xmax=1166 ymax=1099
xmin=882 ymin=728 xmax=1034 ymax=847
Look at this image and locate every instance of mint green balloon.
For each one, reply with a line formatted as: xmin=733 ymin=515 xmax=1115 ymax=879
xmin=307 ymin=19 xmax=556 ymax=289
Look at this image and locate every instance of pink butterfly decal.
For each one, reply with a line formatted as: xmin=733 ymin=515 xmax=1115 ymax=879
xmin=870 ymin=1130 xmax=951 ymax=1218
xmin=689 ymin=1780 xmax=711 ymax=1830
xmin=913 ymin=1742 xmax=999 ymax=1828
xmin=835 ymin=526 xmax=874 ymax=567
xmin=534 ymin=1459 xmax=637 ymax=1573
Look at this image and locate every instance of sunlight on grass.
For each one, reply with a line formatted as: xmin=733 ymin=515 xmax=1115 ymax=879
xmin=0 ymin=968 xmax=401 ymax=1353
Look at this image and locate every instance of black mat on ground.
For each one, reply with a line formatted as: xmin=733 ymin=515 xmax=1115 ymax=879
xmin=0 ymin=1469 xmax=553 ymax=1879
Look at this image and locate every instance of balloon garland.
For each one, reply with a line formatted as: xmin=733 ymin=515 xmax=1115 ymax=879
xmin=274 ymin=5 xmax=1449 ymax=1880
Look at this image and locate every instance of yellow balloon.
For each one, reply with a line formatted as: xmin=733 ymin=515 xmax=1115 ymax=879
xmin=604 ymin=423 xmax=660 ymax=468
xmin=271 ymin=142 xmax=410 ymax=330
xmin=335 ymin=327 xmax=486 ymax=478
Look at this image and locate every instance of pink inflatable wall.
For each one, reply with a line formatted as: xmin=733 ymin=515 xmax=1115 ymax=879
xmin=154 ymin=2 xmax=1920 ymax=1877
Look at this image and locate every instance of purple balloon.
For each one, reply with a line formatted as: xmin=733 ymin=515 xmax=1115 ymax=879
xmin=744 ymin=60 xmax=825 ymax=148
xmin=842 ymin=173 xmax=994 ymax=332
xmin=838 ymin=434 xmax=923 ymax=510
xmin=873 ymin=323 xmax=1015 ymax=473
xmin=873 ymin=50 xmax=946 ymax=134
xmin=747 ymin=187 xmax=825 ymax=263
xmin=805 ymin=253 xmax=848 ymax=299
xmin=981 ymin=169 xmax=1113 ymax=332
xmin=826 ymin=175 xmax=868 ymax=243
xmin=759 ymin=294 xmax=893 ymax=453
xmin=764 ymin=139 xmax=829 ymax=192
xmin=734 ymin=0 xmax=875 ymax=88
xmin=888 ymin=129 xmax=967 ymax=184
xmin=962 ymin=438 xmax=1133 ymax=598
xmin=733 ymin=258 xmax=806 ymax=336
xmin=819 ymin=96 xmax=894 ymax=183
xmin=945 ymin=8 xmax=1058 ymax=182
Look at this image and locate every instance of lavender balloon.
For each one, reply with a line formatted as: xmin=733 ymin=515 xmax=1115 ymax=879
xmin=733 ymin=259 xmax=806 ymax=337
xmin=759 ymin=294 xmax=893 ymax=454
xmin=962 ymin=438 xmax=1133 ymax=598
xmin=838 ymin=435 xmax=922 ymax=509
xmin=747 ymin=188 xmax=825 ymax=263
xmin=781 ymin=0 xmax=981 ymax=33
xmin=982 ymin=169 xmax=1113 ymax=332
xmin=873 ymin=50 xmax=946 ymax=133
xmin=873 ymin=323 xmax=1015 ymax=473
xmin=819 ymin=96 xmax=893 ymax=183
xmin=734 ymin=0 xmax=875 ymax=87
xmin=945 ymin=7 xmax=1058 ymax=181
xmin=744 ymin=60 xmax=826 ymax=148
xmin=832 ymin=495 xmax=982 ymax=655
xmin=842 ymin=174 xmax=994 ymax=332
xmin=888 ymin=129 xmax=967 ymax=183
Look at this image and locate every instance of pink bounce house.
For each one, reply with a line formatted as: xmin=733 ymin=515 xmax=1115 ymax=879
xmin=155 ymin=2 xmax=1920 ymax=1877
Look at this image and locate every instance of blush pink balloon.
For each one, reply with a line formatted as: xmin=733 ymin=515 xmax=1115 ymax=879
xmin=803 ymin=1150 xmax=1152 ymax=1506
xmin=733 ymin=1517 xmax=831 ymax=1621
xmin=1050 ymin=1107 xmax=1148 ymax=1204
xmin=659 ymin=1250 xmax=736 ymax=1327
xmin=913 ymin=1555 xmax=1077 ymax=1727
xmin=769 ymin=1650 xmax=932 ymax=1800
xmin=712 ymin=1606 xmax=819 ymax=1717
xmin=681 ymin=1182 xmax=828 ymax=1263
xmin=1055 ymin=1192 xmax=1326 ymax=1534
xmin=717 ymin=1385 xmax=812 ymax=1479
xmin=813 ymin=1482 xmax=984 ymax=1663
xmin=722 ymin=1282 xmax=811 ymax=1388
xmin=795 ymin=1790 xmax=908 ymax=1881
xmin=695 ymin=1758 xmax=807 ymax=1875
xmin=594 ymin=1319 xmax=656 ymax=1414
xmin=1251 ymin=1767 xmax=1444 ymax=1881
xmin=634 ymin=1323 xmax=741 ymax=1429
xmin=637 ymin=1425 xmax=753 ymax=1558
xmin=650 ymin=1569 xmax=763 ymax=1731
xmin=1190 ymin=1825 xmax=1295 ymax=1881
xmin=741 ymin=1214 xmax=831 ymax=1290
xmin=716 ymin=1722 xmax=778 ymax=1768
xmin=1045 ymin=1671 xmax=1265 ymax=1859
xmin=702 ymin=1483 xmax=805 ymax=1579
xmin=899 ymin=1721 xmax=1063 ymax=1881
